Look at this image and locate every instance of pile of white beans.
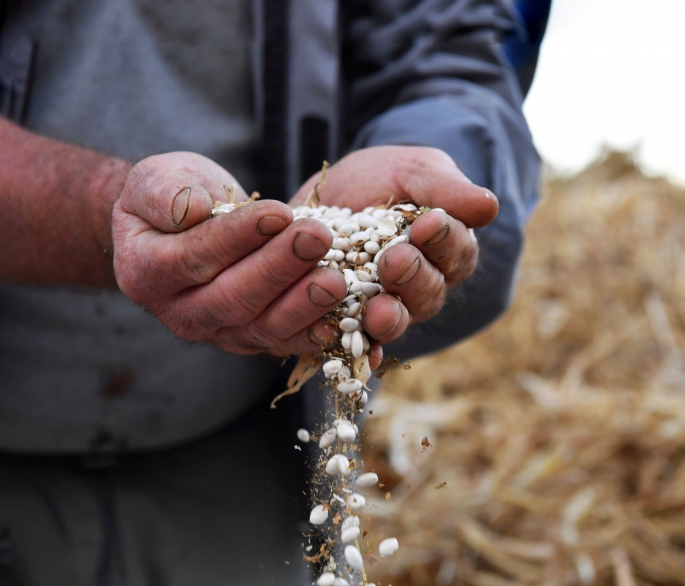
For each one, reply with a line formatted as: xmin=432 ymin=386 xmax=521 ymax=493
xmin=290 ymin=202 xmax=425 ymax=586
xmin=214 ymin=196 xmax=421 ymax=584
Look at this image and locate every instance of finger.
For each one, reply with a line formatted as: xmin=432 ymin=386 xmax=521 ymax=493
xmin=368 ymin=341 xmax=383 ymax=371
xmin=291 ymin=146 xmax=498 ymax=228
xmin=115 ymin=200 xmax=293 ymax=298
xmin=360 ymin=293 xmax=411 ymax=344
xmin=216 ymin=318 xmax=340 ymax=356
xmin=120 ymin=153 xmax=248 ymax=234
xmin=409 ymin=210 xmax=479 ymax=287
xmin=273 ymin=319 xmax=341 ymax=356
xmin=183 ymin=218 xmax=333 ymax=328
xmin=248 ymin=267 xmax=347 ymax=340
xmin=377 ymin=243 xmax=446 ymax=322
xmin=158 ymin=152 xmax=250 ymax=205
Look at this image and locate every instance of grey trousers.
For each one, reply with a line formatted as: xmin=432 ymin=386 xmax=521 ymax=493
xmin=0 ymin=400 xmax=310 ymax=586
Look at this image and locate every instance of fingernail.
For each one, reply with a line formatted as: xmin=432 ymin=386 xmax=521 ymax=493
xmin=423 ymin=225 xmax=450 ymax=247
xmin=307 ymin=328 xmax=324 ymax=346
xmin=484 ymin=188 xmax=499 ymax=205
xmin=257 ymin=215 xmax=288 ymax=235
xmin=392 ymin=257 xmax=421 ymax=286
xmin=172 ymin=186 xmax=191 ymax=226
xmin=380 ymin=301 xmax=404 ymax=338
xmin=308 ymin=283 xmax=339 ymax=307
xmin=293 ymin=232 xmax=327 ymax=261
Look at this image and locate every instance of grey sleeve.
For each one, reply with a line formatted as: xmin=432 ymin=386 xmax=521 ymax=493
xmin=344 ymin=0 xmax=541 ymax=360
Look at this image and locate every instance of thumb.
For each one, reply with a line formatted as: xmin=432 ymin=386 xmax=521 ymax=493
xmin=294 ymin=146 xmax=499 ymax=229
xmin=118 ymin=153 xmax=249 ymax=234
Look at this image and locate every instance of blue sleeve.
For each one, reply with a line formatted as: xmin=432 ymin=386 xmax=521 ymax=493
xmin=344 ymin=0 xmax=542 ymax=360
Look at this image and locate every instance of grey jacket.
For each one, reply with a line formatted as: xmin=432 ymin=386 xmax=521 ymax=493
xmin=0 ymin=0 xmax=540 ymax=453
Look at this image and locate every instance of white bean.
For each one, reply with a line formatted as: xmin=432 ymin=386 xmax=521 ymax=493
xmin=376 ymin=216 xmax=398 ymax=236
xmin=364 ymin=240 xmax=380 ymax=254
xmin=356 ymin=472 xmax=378 ymax=488
xmin=360 ymin=283 xmax=381 ymax=298
xmin=323 ymin=359 xmax=343 ymax=377
xmin=326 ymin=455 xmax=342 ymax=475
xmin=297 ymin=429 xmax=311 ymax=443
xmin=341 ymin=515 xmax=360 ymax=531
xmin=339 ymin=317 xmax=362 ymax=332
xmin=379 ymin=537 xmax=399 ymax=558
xmin=356 ymin=270 xmax=373 ymax=282
xmin=319 ymin=427 xmax=337 ymax=448
xmin=343 ymin=269 xmax=358 ymax=284
xmin=310 ymin=504 xmax=328 ymax=525
xmin=337 ymin=454 xmax=351 ymax=476
xmin=347 ymin=493 xmax=365 ymax=510
xmin=349 ymin=231 xmax=370 ymax=245
xmin=332 ymin=238 xmax=350 ymax=250
xmin=357 ymin=213 xmax=379 ymax=229
xmin=341 ymin=526 xmax=360 ymax=543
xmin=333 ymin=578 xmax=349 ymax=586
xmin=317 ymin=573 xmax=335 ymax=586
xmin=341 ymin=332 xmax=353 ymax=351
xmin=337 ymin=378 xmax=362 ymax=394
xmin=338 ymin=222 xmax=360 ymax=236
xmin=344 ymin=545 xmax=364 ymax=572
xmin=351 ymin=331 xmax=364 ymax=359
xmin=337 ymin=421 xmax=356 ymax=443
xmin=345 ymin=302 xmax=362 ymax=317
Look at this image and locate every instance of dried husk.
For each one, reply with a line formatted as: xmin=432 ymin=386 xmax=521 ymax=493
xmin=362 ymin=151 xmax=685 ymax=586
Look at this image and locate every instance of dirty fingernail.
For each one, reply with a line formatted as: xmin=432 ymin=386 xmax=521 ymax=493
xmin=257 ymin=215 xmax=288 ymax=235
xmin=423 ymin=225 xmax=450 ymax=247
xmin=380 ymin=301 xmax=404 ymax=338
xmin=392 ymin=257 xmax=421 ymax=286
xmin=307 ymin=328 xmax=324 ymax=346
xmin=293 ymin=232 xmax=327 ymax=261
xmin=308 ymin=283 xmax=339 ymax=307
xmin=172 ymin=186 xmax=192 ymax=226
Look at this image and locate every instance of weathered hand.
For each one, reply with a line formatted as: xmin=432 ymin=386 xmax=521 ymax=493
xmin=291 ymin=146 xmax=499 ymax=343
xmin=112 ymin=152 xmax=348 ymax=356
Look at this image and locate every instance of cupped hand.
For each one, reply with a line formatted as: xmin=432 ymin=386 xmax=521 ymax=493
xmin=112 ymin=152 xmax=349 ymax=357
xmin=291 ymin=146 xmax=499 ymax=344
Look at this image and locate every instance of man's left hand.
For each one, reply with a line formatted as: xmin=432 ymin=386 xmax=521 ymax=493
xmin=290 ymin=146 xmax=498 ymax=344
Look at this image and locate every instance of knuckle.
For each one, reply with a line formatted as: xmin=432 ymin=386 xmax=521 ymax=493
xmin=216 ymin=333 xmax=263 ymax=356
xmin=175 ymin=244 xmax=215 ymax=285
xmin=257 ymin=258 xmax=294 ymax=291
xmin=214 ymin=282 xmax=260 ymax=326
xmin=239 ymin=322 xmax=276 ymax=351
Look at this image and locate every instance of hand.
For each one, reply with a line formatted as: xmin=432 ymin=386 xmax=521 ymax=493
xmin=112 ymin=152 xmax=350 ymax=356
xmin=291 ymin=146 xmax=499 ymax=344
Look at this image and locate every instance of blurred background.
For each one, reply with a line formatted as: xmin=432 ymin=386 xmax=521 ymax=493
xmin=362 ymin=1 xmax=685 ymax=584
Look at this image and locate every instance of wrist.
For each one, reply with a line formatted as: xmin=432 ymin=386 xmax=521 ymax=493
xmin=89 ymin=157 xmax=132 ymax=263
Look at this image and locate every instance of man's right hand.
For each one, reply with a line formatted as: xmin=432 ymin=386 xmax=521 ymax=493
xmin=112 ymin=152 xmax=347 ymax=356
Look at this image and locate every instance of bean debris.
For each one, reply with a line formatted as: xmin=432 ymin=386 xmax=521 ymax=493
xmin=284 ymin=198 xmax=425 ymax=583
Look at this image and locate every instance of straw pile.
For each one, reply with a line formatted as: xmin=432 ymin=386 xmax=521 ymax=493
xmin=362 ymin=151 xmax=685 ymax=586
